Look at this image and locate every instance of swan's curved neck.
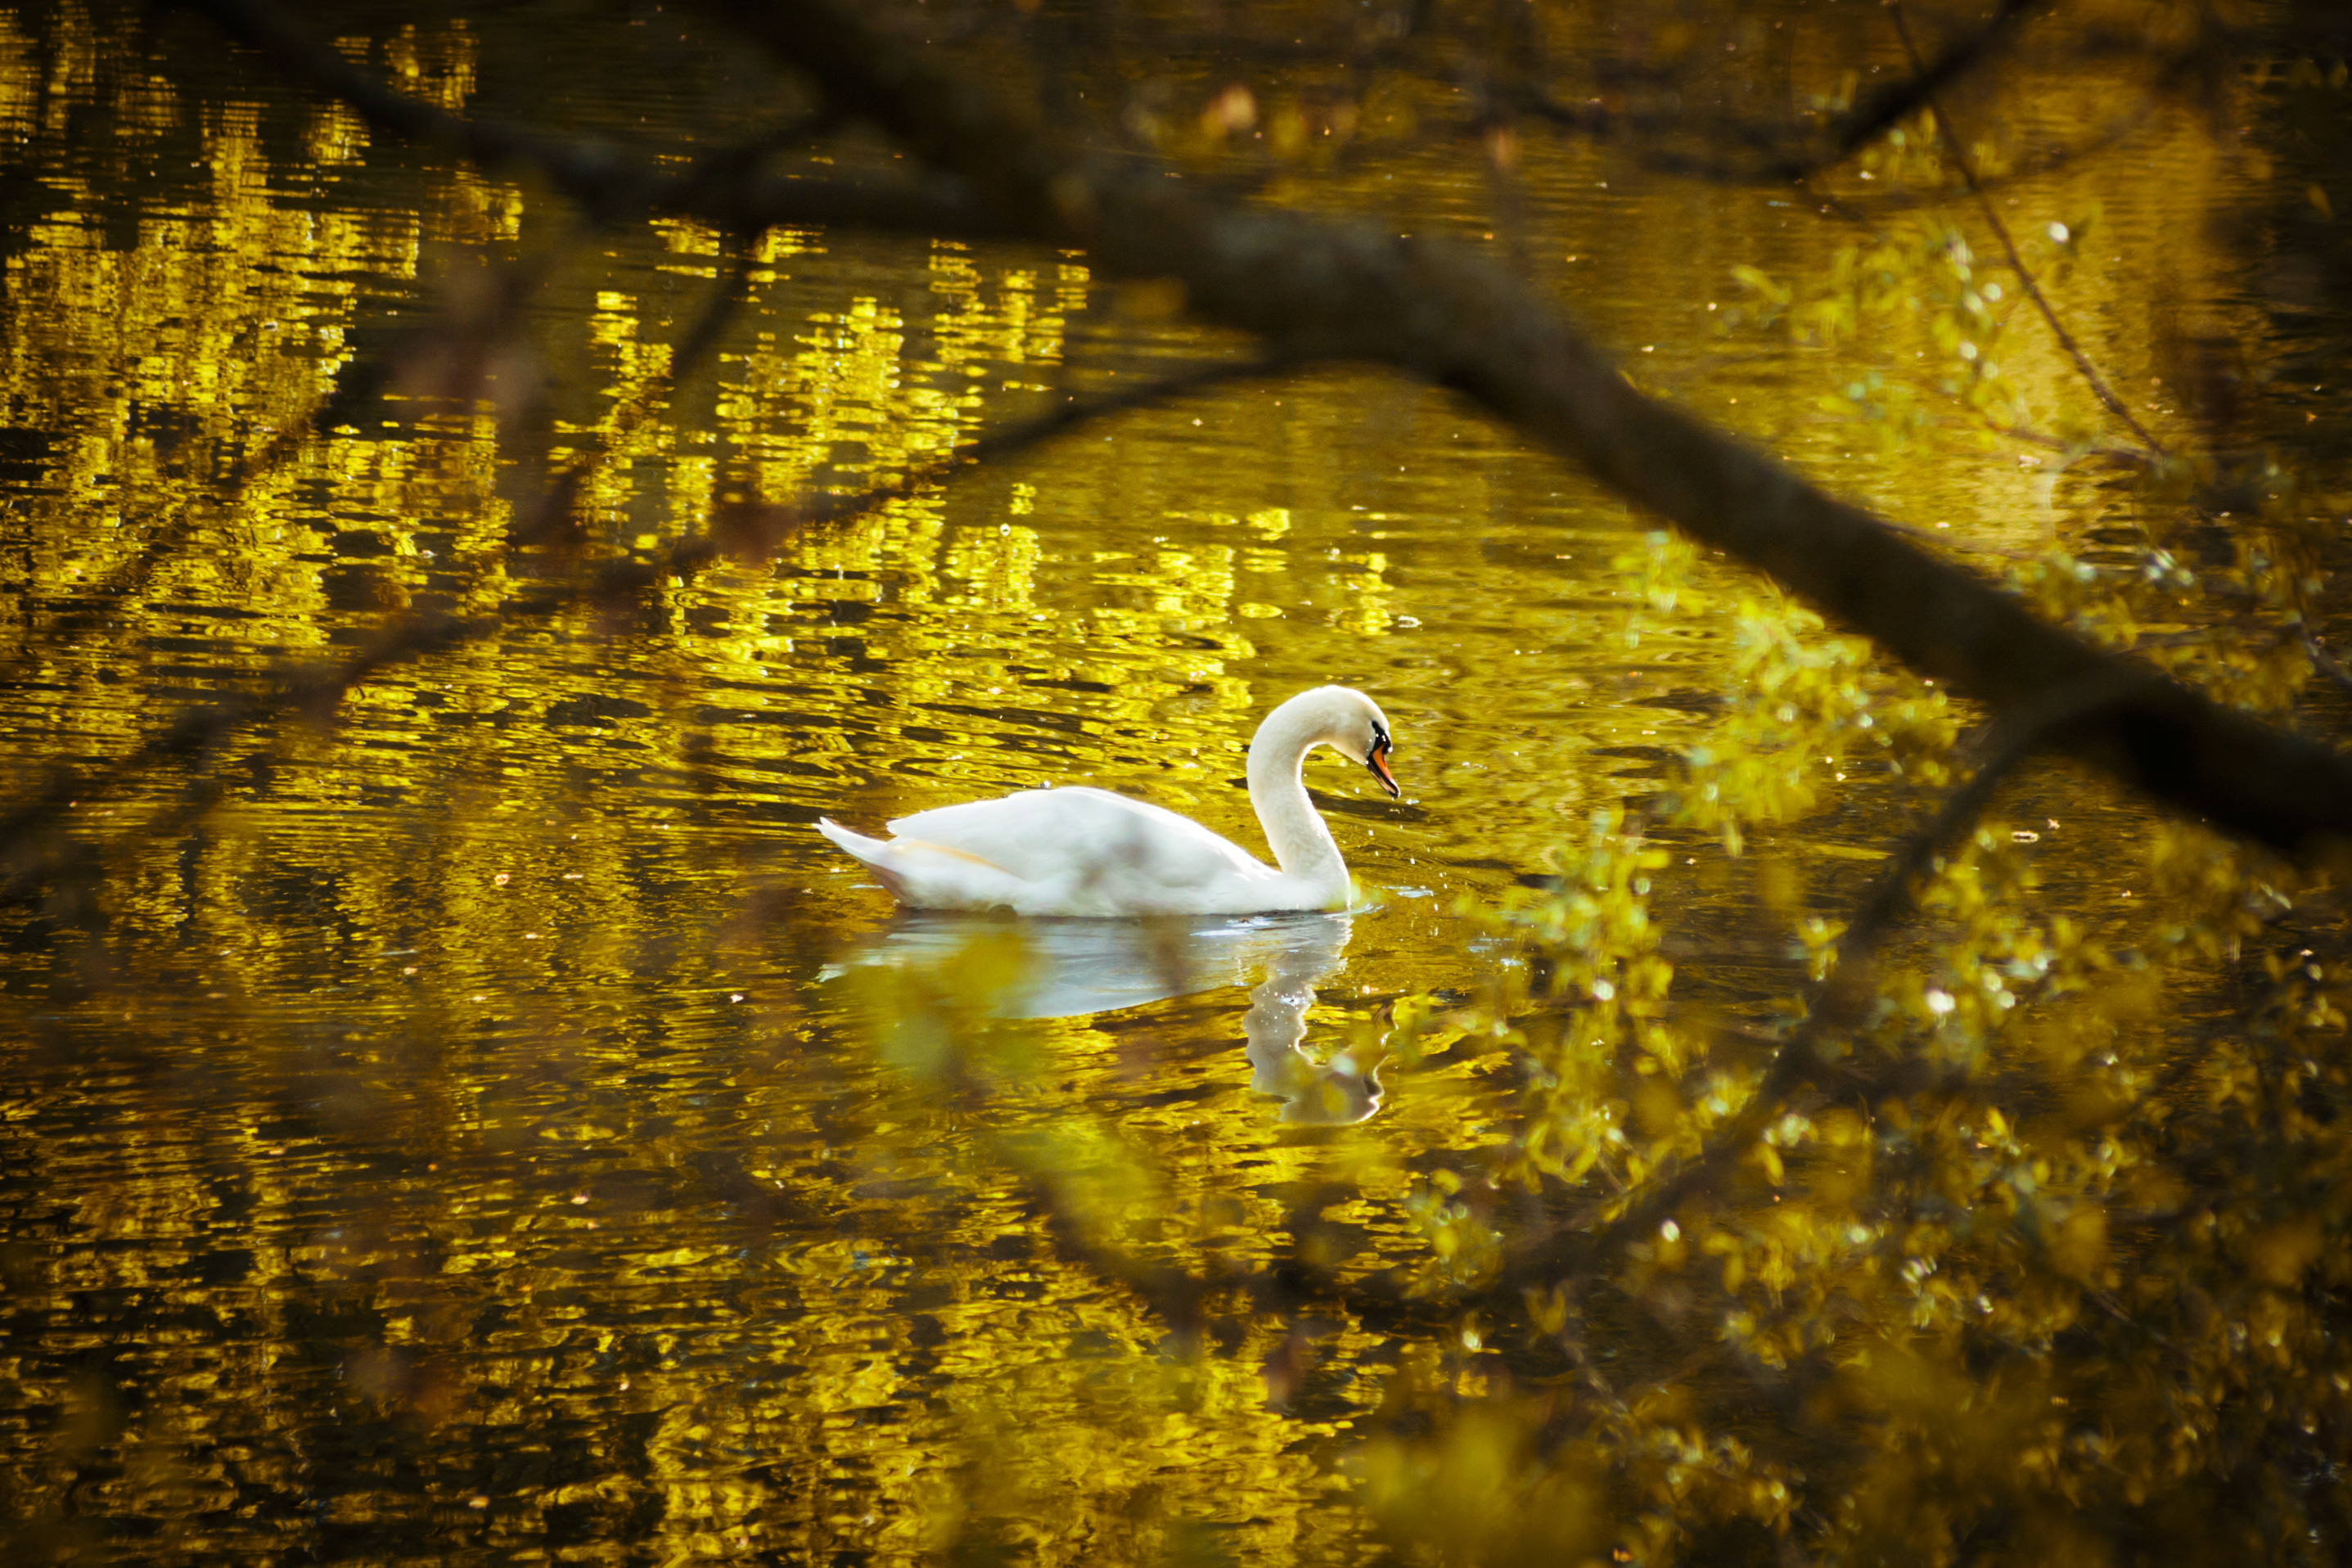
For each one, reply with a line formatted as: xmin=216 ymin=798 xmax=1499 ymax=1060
xmin=1246 ymin=696 xmax=1345 ymax=895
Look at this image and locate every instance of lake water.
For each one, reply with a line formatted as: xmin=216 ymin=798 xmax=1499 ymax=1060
xmin=0 ymin=3 xmax=2311 ymax=1561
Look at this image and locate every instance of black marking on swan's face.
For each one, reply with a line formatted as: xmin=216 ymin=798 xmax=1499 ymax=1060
xmin=1364 ymin=719 xmax=1399 ymax=798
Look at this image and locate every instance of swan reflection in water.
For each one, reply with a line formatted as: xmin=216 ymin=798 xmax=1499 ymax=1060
xmin=829 ymin=911 xmax=1381 ymax=1123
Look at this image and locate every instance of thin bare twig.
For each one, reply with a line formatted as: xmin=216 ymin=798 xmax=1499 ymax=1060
xmin=1890 ymin=2 xmax=2167 ymax=456
xmin=1513 ymin=0 xmax=2048 ymax=186
xmin=1799 ymin=0 xmax=2051 ymax=181
xmin=1823 ymin=100 xmax=2161 ymax=216
xmin=2303 ymin=633 xmax=2352 ymax=700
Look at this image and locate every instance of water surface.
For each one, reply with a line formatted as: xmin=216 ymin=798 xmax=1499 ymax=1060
xmin=0 ymin=4 xmax=2309 ymax=1561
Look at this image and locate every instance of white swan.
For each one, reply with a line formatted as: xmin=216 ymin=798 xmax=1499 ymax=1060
xmin=815 ymin=686 xmax=1399 ymax=916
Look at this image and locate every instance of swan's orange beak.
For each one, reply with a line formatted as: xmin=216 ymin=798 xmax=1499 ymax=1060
xmin=1367 ymin=738 xmax=1399 ymax=799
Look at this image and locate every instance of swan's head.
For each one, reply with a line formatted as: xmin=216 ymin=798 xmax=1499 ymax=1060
xmin=1295 ymin=685 xmax=1399 ymax=799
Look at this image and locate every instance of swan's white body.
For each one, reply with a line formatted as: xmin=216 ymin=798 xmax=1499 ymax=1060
xmin=816 ymin=686 xmax=1399 ymax=917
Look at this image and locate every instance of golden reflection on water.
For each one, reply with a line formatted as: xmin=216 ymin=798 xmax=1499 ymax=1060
xmin=0 ymin=3 xmax=2259 ymax=1561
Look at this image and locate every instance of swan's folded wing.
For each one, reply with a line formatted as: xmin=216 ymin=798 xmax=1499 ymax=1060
xmin=888 ymin=787 xmax=1269 ymax=890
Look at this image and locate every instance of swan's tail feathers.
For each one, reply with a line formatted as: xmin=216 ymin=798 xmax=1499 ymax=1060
xmin=816 ymin=818 xmax=913 ymax=899
xmin=815 ymin=817 xmax=885 ymax=858
xmin=816 ymin=818 xmax=1028 ymax=909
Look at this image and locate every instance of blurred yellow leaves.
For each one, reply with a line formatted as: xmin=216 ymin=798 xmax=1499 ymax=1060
xmin=2245 ymin=1217 xmax=2322 ymax=1289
